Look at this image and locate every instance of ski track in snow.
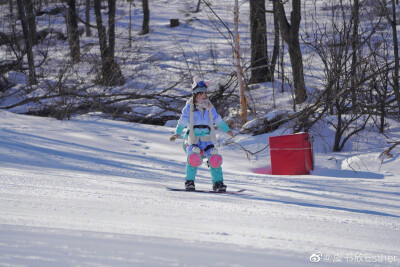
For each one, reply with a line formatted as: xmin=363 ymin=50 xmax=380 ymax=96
xmin=0 ymin=111 xmax=399 ymax=266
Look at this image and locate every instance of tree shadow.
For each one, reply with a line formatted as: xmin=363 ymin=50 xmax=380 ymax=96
xmin=311 ymin=167 xmax=385 ymax=179
xmin=0 ymin=129 xmax=182 ymax=181
xmin=234 ymin=193 xmax=400 ymax=218
xmin=251 ymin=166 xmax=385 ymax=179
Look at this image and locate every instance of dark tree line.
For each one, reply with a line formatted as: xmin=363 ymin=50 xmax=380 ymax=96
xmin=0 ymin=0 xmax=156 ymax=120
xmin=3 ymin=0 xmax=153 ymax=87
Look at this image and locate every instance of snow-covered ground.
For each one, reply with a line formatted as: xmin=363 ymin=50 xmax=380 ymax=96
xmin=1 ymin=110 xmax=399 ymax=266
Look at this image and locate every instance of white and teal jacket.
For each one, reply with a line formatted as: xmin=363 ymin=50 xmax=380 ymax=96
xmin=175 ymin=98 xmax=230 ymax=145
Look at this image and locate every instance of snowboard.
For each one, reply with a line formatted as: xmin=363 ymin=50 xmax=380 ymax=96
xmin=166 ymin=187 xmax=245 ymax=195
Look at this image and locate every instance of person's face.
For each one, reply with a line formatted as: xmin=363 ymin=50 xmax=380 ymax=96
xmin=197 ymin=92 xmax=207 ymax=99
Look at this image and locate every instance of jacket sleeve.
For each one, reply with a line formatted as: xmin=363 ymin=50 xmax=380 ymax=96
xmin=175 ymin=103 xmax=191 ymax=135
xmin=212 ymin=107 xmax=230 ymax=132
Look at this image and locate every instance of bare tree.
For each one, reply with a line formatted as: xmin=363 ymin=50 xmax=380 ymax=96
xmin=380 ymin=0 xmax=400 ymax=110
xmin=249 ymin=0 xmax=271 ymax=84
xmin=93 ymin=0 xmax=124 ymax=86
xmin=269 ymin=0 xmax=280 ymax=82
xmin=234 ymin=0 xmax=247 ymax=125
xmin=299 ymin=1 xmax=385 ymax=151
xmin=16 ymin=0 xmax=36 ymax=85
xmin=85 ymin=0 xmax=92 ymax=37
xmin=275 ymin=0 xmax=307 ymax=103
xmin=350 ymin=0 xmax=360 ymax=109
xmin=8 ymin=0 xmax=14 ymax=15
xmin=368 ymin=53 xmax=391 ymax=134
xmin=128 ymin=0 xmax=134 ymax=47
xmin=195 ymin=0 xmax=201 ymax=13
xmin=108 ymin=0 xmax=117 ymax=57
xmin=66 ymin=0 xmax=81 ymax=63
xmin=141 ymin=0 xmax=150 ymax=35
xmin=24 ymin=0 xmax=37 ymax=44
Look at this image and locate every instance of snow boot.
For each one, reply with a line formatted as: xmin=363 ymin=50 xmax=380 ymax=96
xmin=212 ymin=181 xmax=227 ymax=192
xmin=185 ymin=180 xmax=195 ymax=190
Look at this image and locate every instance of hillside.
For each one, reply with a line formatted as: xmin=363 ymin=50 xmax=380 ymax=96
xmin=1 ymin=110 xmax=399 ymax=266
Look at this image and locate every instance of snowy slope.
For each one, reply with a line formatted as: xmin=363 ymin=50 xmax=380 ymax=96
xmin=0 ymin=110 xmax=399 ymax=266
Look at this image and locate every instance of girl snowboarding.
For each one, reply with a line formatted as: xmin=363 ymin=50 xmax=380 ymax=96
xmin=170 ymin=76 xmax=234 ymax=192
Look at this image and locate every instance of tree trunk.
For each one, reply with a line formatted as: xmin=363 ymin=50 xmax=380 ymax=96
xmin=280 ymin=35 xmax=285 ymax=92
xmin=269 ymin=0 xmax=280 ymax=82
xmin=390 ymin=0 xmax=400 ymax=110
xmin=16 ymin=0 xmax=36 ymax=85
xmin=85 ymin=0 xmax=92 ymax=37
xmin=350 ymin=0 xmax=359 ymax=110
xmin=379 ymin=79 xmax=386 ymax=133
xmin=195 ymin=0 xmax=201 ymax=12
xmin=141 ymin=0 xmax=150 ymax=35
xmin=67 ymin=0 xmax=81 ymax=63
xmin=24 ymin=0 xmax=37 ymax=44
xmin=333 ymin=99 xmax=342 ymax=152
xmin=94 ymin=0 xmax=107 ymax=63
xmin=93 ymin=0 xmax=124 ymax=86
xmin=249 ymin=0 xmax=271 ymax=84
xmin=275 ymin=0 xmax=307 ymax=104
xmin=234 ymin=0 xmax=247 ymax=125
xmin=129 ymin=0 xmax=133 ymax=47
xmin=8 ymin=0 xmax=13 ymax=15
xmin=108 ymin=0 xmax=116 ymax=58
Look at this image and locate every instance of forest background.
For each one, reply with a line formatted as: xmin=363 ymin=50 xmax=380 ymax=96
xmin=1 ymin=0 xmax=400 ymax=154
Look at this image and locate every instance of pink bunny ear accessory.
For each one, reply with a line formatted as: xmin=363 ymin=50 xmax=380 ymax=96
xmin=192 ymin=76 xmax=204 ymax=91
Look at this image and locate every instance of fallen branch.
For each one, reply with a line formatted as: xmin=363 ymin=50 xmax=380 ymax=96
xmin=222 ymin=137 xmax=269 ymax=161
xmin=381 ymin=140 xmax=400 ymax=158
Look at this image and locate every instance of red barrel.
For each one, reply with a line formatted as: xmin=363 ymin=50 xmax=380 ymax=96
xmin=269 ymin=132 xmax=314 ymax=175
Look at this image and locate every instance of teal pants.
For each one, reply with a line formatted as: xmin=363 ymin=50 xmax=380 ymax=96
xmin=186 ymin=140 xmax=223 ymax=183
xmin=186 ymin=164 xmax=223 ymax=184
